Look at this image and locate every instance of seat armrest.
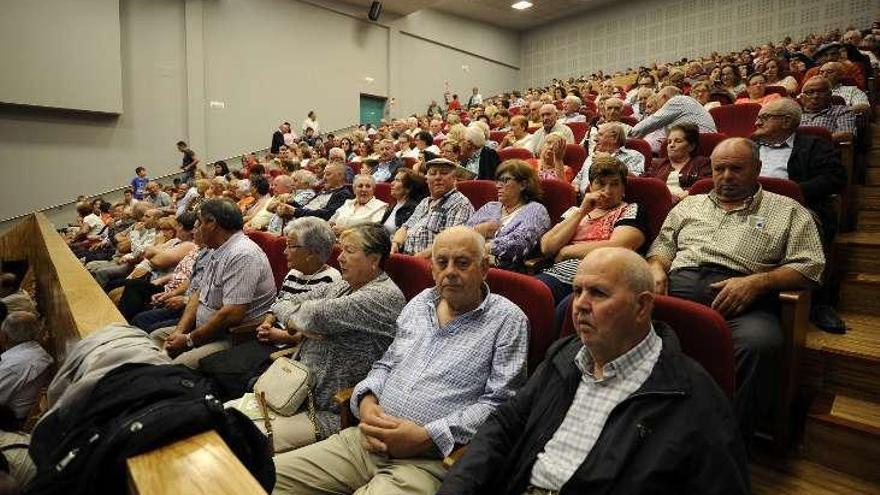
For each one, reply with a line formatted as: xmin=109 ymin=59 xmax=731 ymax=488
xmin=773 ymin=289 xmax=811 ymax=451
xmin=442 ymin=445 xmax=468 ymax=469
xmin=334 ymin=388 xmax=357 ymax=429
xmin=523 ymin=256 xmax=551 ymax=274
xmin=228 ymin=318 xmax=263 ymax=344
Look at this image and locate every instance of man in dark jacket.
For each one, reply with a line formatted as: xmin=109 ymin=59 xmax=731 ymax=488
xmin=459 ymin=126 xmax=500 ymax=180
xmin=752 ymin=97 xmax=847 ymax=332
xmin=439 ymin=247 xmax=749 ymax=495
xmin=271 ymin=122 xmax=290 ymax=154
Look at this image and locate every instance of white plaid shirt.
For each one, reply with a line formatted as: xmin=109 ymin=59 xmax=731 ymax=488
xmin=832 ymin=84 xmax=868 ymax=107
xmin=530 ymin=329 xmax=662 ymax=490
xmin=351 ymin=285 xmax=529 ymax=456
xmin=401 ymin=189 xmax=474 ymax=254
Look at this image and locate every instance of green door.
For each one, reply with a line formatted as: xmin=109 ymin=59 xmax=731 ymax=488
xmin=359 ymin=94 xmax=386 ymax=127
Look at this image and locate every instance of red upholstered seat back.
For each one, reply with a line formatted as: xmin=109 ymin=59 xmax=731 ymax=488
xmin=384 ymin=254 xmax=433 ymax=302
xmin=539 ymin=178 xmax=577 ymax=223
xmin=619 ymin=115 xmax=639 ymax=127
xmin=486 ymin=268 xmax=556 ymax=373
xmin=563 ymin=144 xmax=587 ymax=176
xmin=374 ymin=182 xmax=392 ymax=204
xmin=623 ymin=176 xmax=673 ymax=243
xmin=625 ymin=138 xmax=652 ymax=165
xmin=709 ymin=103 xmax=761 ymax=137
xmin=688 ymin=177 xmax=805 ymax=205
xmin=797 ymin=126 xmax=833 ymax=143
xmin=560 ymin=294 xmax=735 ymax=398
xmin=456 ymin=180 xmax=497 ymax=210
xmin=498 ymin=147 xmax=535 ymax=162
xmin=566 ymin=122 xmax=588 ymax=144
xmin=490 ymin=131 xmax=508 ymax=143
xmin=658 ymin=132 xmax=728 ymax=159
xmin=327 ymin=244 xmax=341 ymax=271
xmin=245 ymin=230 xmax=288 ymax=289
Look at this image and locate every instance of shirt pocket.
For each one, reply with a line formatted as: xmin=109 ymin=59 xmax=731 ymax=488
xmin=425 ymin=210 xmax=448 ymax=233
xmin=732 ymin=228 xmax=775 ymax=264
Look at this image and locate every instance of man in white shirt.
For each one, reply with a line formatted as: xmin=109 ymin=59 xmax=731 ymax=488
xmin=0 ymin=310 xmax=54 ymax=422
xmin=529 ymin=104 xmax=575 ymax=155
xmin=819 ymin=62 xmax=870 ymax=114
xmin=561 ymin=96 xmax=586 ymax=123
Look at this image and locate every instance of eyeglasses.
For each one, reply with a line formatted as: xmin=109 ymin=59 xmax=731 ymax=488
xmin=801 ymin=90 xmax=827 ymax=96
xmin=755 ymin=113 xmax=788 ymax=122
xmin=496 ymin=176 xmax=519 ymax=185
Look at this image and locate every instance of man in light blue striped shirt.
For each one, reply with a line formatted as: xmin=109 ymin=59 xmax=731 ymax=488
xmin=273 ymin=226 xmax=530 ymax=495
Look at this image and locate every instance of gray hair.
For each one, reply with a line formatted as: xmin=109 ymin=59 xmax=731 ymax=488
xmin=464 ymin=125 xmax=487 ymax=148
xmin=564 ymin=95 xmax=582 ymax=106
xmin=1 ymin=311 xmax=40 ymax=345
xmin=293 ymin=169 xmax=318 ymax=187
xmin=340 ymin=223 xmax=392 ymax=267
xmin=763 ymin=97 xmax=802 ymax=127
xmin=287 ymin=217 xmax=336 ymax=263
xmin=328 ymin=147 xmax=346 ymax=161
xmin=353 ymin=174 xmax=376 ymax=187
xmin=199 ymin=198 xmax=244 ymax=231
xmin=659 ymin=86 xmax=681 ymax=100
xmin=598 ymin=122 xmax=627 ymax=147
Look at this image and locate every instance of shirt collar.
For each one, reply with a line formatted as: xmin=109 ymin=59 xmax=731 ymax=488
xmin=758 ymin=132 xmax=796 ymax=148
xmin=575 ymin=324 xmax=660 ymax=381
xmin=708 ymin=184 xmax=764 ymax=212
xmin=0 ymin=340 xmax=42 ymax=361
xmin=215 ymin=230 xmax=244 ymax=255
xmin=428 ymin=282 xmax=492 ymax=331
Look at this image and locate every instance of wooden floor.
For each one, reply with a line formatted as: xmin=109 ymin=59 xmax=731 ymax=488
xmin=751 ymin=455 xmax=880 ymax=494
xmin=807 ymin=312 xmax=880 ymax=361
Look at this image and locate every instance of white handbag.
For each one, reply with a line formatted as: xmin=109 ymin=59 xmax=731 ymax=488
xmin=253 ymin=356 xmax=314 ymax=416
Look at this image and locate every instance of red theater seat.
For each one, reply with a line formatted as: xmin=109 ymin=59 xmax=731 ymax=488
xmin=456 ymin=180 xmax=497 ymax=210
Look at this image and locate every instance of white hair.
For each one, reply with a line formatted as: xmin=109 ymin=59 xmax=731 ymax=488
xmin=1 ymin=311 xmax=40 ymax=345
xmin=464 ymin=125 xmax=487 ymax=147
xmin=293 ymin=169 xmax=318 ymax=187
xmin=328 ymin=147 xmax=346 ymax=161
xmin=564 ymin=95 xmax=582 ymax=106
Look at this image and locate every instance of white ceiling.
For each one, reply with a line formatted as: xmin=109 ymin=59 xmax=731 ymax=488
xmin=340 ymin=0 xmax=615 ymax=31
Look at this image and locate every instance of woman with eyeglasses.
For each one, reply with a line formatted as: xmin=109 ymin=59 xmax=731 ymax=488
xmin=466 ymin=160 xmax=551 ymax=269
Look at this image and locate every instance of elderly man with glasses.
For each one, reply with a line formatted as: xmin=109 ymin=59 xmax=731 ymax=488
xmin=799 ymin=76 xmax=857 ymax=144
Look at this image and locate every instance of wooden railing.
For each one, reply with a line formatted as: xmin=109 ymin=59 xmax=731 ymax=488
xmin=0 ymin=213 xmax=266 ymax=495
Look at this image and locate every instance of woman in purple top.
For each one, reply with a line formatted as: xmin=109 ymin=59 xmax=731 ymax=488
xmin=467 ymin=160 xmax=551 ymax=270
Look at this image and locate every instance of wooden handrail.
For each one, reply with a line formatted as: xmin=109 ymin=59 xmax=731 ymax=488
xmin=0 ymin=213 xmax=266 ymax=494
xmin=127 ymin=431 xmax=267 ymax=495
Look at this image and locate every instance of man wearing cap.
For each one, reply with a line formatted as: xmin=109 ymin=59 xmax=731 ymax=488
xmin=391 ymin=158 xmax=475 ymax=258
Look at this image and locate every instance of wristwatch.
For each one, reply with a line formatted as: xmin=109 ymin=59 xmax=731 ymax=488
xmin=185 ymin=333 xmax=195 ymax=349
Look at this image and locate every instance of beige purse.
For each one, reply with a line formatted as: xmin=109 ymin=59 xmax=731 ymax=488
xmin=253 ymin=356 xmax=314 ymax=416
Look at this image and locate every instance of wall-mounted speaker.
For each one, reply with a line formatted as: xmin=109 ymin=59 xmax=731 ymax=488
xmin=368 ymin=1 xmax=382 ymax=21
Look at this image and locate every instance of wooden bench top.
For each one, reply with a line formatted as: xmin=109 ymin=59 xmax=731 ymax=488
xmin=127 ymin=430 xmax=267 ymax=495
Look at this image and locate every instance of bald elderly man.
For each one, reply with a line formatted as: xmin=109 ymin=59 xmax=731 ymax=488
xmin=648 ymin=137 xmax=825 ymax=440
xmin=800 ymin=76 xmax=857 ymax=143
xmin=272 ymin=226 xmax=530 ymax=494
xmin=629 ymin=86 xmax=717 ymax=138
xmin=818 ymin=61 xmax=870 ymax=113
xmin=529 ymin=104 xmax=575 ymax=155
xmin=438 ymin=248 xmax=749 ymax=495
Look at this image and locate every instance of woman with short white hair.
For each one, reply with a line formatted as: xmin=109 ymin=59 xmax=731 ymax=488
xmin=329 ymin=174 xmax=387 ymax=234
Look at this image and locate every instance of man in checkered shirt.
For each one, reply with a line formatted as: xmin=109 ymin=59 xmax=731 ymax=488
xmin=439 ymin=248 xmax=749 ymax=495
xmin=647 ymin=137 xmax=825 ymax=442
xmin=273 ymin=226 xmax=529 ymax=494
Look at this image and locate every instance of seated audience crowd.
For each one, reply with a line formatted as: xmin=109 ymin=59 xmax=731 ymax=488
xmin=2 ymin=20 xmax=876 ymax=495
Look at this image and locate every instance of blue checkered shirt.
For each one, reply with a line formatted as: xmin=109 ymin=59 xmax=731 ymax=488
xmin=351 ymin=285 xmax=529 ymax=456
xmin=530 ymin=328 xmax=662 ymax=490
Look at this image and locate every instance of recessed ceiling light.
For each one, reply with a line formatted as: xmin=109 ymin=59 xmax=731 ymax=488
xmin=511 ymin=1 xmax=533 ymax=10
